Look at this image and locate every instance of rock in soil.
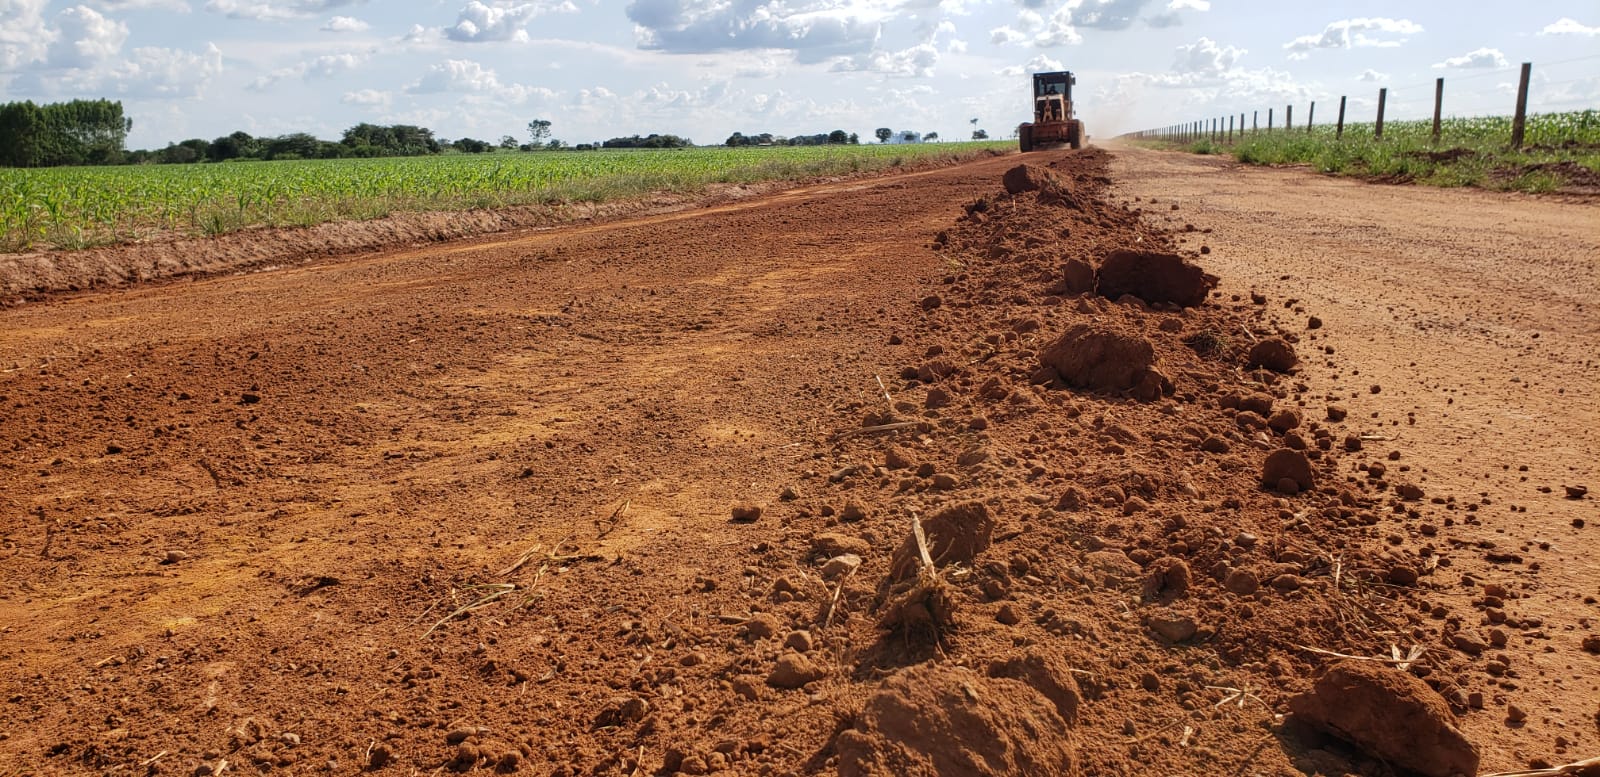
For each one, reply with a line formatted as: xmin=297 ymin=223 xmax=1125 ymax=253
xmin=1095 ymin=250 xmax=1218 ymax=308
xmin=835 ymin=662 xmax=1076 ymax=777
xmin=1247 ymin=337 xmax=1299 ymax=373
xmin=1288 ymin=660 xmax=1480 ymax=777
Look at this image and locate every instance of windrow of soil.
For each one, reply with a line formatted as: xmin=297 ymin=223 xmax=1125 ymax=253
xmin=743 ymin=149 xmax=1511 ymax=776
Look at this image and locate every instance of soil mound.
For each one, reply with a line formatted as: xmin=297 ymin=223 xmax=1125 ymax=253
xmin=835 ymin=662 xmax=1078 ymax=777
xmin=1095 ymin=249 xmax=1218 ymax=308
xmin=1037 ymin=323 xmax=1161 ymax=398
xmin=1289 ymin=660 xmax=1480 ymax=777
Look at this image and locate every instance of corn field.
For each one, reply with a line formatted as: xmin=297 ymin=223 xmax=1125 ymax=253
xmin=0 ymin=142 xmax=1011 ymax=252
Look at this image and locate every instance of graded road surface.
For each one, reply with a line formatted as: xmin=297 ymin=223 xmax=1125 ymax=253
xmin=1 ymin=146 xmax=1596 ymax=776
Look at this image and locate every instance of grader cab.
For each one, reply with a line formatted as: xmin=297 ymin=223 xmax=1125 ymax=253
xmin=1018 ymin=71 xmax=1084 ymax=152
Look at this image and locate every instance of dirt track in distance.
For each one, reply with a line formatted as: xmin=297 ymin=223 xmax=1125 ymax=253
xmin=1 ymin=145 xmax=1597 ymax=777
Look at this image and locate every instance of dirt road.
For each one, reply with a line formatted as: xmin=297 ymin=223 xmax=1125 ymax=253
xmin=1 ymin=146 xmax=1596 ymax=776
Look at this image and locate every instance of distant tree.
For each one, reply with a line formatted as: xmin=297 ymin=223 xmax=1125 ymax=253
xmin=528 ymin=119 xmax=552 ymax=144
xmin=0 ymin=98 xmax=129 ymax=166
xmin=546 ymin=139 xmax=566 ymax=149
xmin=602 ymin=134 xmax=692 ymax=149
xmin=827 ymin=129 xmax=849 ymax=144
xmin=207 ymin=131 xmax=258 ymax=161
xmin=452 ymin=137 xmax=493 ymax=153
xmin=874 ymin=127 xmax=892 ymax=143
xmin=972 ymin=129 xmax=988 ymax=140
xmin=499 ymin=135 xmax=519 ymax=150
xmin=848 ymin=132 xmax=859 ymax=144
xmin=725 ymin=131 xmax=747 ymax=147
xmin=925 ymin=131 xmax=939 ymax=142
xmin=340 ymin=123 xmax=440 ymax=156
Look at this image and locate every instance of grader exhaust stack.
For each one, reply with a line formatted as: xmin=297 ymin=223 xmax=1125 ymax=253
xmin=1018 ymin=71 xmax=1085 ymax=152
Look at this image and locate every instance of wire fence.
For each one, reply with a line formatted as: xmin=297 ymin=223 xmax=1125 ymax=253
xmin=1120 ymin=57 xmax=1600 ymax=149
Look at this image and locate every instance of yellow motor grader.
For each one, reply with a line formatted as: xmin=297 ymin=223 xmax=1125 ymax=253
xmin=1018 ymin=71 xmax=1085 ymax=152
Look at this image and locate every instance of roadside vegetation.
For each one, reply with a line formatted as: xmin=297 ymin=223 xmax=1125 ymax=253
xmin=1140 ymin=110 xmax=1599 ymax=193
xmin=0 ymin=142 xmax=1013 ymax=252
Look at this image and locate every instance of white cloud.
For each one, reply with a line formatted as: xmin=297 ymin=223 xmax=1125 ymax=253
xmin=340 ymin=87 xmax=389 ymax=106
xmin=107 ymin=42 xmax=223 ymax=97
xmin=1168 ymin=0 xmax=1208 ymax=10
xmin=320 ymin=14 xmax=368 ymax=32
xmin=47 ymin=5 xmax=129 ymax=69
xmin=831 ymin=42 xmax=938 ymax=78
xmin=91 ymin=0 xmax=191 ymax=10
xmin=446 ymin=1 xmax=575 ymax=43
xmin=1539 ymin=17 xmax=1599 ymax=36
xmin=1171 ymin=36 xmax=1241 ymax=76
xmin=1358 ymin=68 xmax=1386 ymax=82
xmin=624 ymin=0 xmax=883 ymax=60
xmin=990 ymin=25 xmax=1025 ymax=45
xmin=205 ymin=0 xmax=363 ymax=21
xmin=1283 ymin=17 xmax=1422 ymax=59
xmin=405 ymin=58 xmax=556 ymax=103
xmin=248 ymin=50 xmax=365 ymax=89
xmin=998 ymin=53 xmax=1063 ymax=77
xmin=0 ymin=0 xmax=53 ymax=70
xmin=1432 ymin=47 xmax=1507 ymax=69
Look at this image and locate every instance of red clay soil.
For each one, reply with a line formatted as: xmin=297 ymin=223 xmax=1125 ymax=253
xmin=0 ymin=148 xmax=1595 ymax=777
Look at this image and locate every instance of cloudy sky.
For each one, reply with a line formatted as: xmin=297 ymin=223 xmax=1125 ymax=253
xmin=2 ymin=0 xmax=1597 ymax=149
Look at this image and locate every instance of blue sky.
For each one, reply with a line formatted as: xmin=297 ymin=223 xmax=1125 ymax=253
xmin=2 ymin=0 xmax=1596 ymax=148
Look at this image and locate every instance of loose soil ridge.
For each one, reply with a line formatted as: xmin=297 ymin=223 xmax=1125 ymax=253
xmin=0 ymin=148 xmax=1593 ymax=776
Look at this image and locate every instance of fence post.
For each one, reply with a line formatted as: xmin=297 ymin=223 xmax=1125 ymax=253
xmin=1307 ymin=101 xmax=1315 ymax=132
xmin=1375 ymin=87 xmax=1387 ymax=140
xmin=1286 ymin=104 xmax=1293 ymax=130
xmin=1268 ymin=108 xmax=1273 ymax=132
xmin=1336 ymin=96 xmax=1346 ymax=139
xmin=1240 ymin=113 xmax=1245 ymax=139
xmin=1432 ymin=78 xmax=1444 ymax=143
xmin=1228 ymin=114 xmax=1234 ymax=143
xmin=1253 ymin=110 xmax=1258 ymax=133
xmin=1511 ymin=62 xmax=1531 ymax=149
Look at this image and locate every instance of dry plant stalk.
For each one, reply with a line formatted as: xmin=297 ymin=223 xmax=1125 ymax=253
xmin=1480 ymin=757 xmax=1600 ymax=777
xmin=878 ymin=512 xmax=957 ymax=639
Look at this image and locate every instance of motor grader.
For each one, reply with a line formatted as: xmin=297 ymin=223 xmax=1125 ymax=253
xmin=1018 ymin=71 xmax=1084 ymax=152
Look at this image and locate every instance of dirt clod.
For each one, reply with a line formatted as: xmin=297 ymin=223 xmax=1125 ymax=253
xmin=836 ymin=662 xmax=1077 ymax=777
xmin=1262 ymin=449 xmax=1315 ymax=493
xmin=1095 ymin=250 xmax=1218 ymax=308
xmin=1038 ymin=323 xmax=1159 ymax=397
xmin=766 ymin=653 xmax=824 ymax=689
xmin=1289 ymin=660 xmax=1480 ymax=777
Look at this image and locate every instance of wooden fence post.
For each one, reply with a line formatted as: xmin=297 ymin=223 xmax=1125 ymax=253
xmin=1307 ymin=101 xmax=1315 ymax=132
xmin=1253 ymin=110 xmax=1258 ymax=133
xmin=1268 ymin=108 xmax=1273 ymax=132
xmin=1432 ymin=78 xmax=1444 ymax=143
xmin=1286 ymin=104 xmax=1293 ymax=130
xmin=1336 ymin=96 xmax=1346 ymax=139
xmin=1511 ymin=62 xmax=1531 ymax=149
xmin=1375 ymin=88 xmax=1387 ymax=140
xmin=1228 ymin=114 xmax=1234 ymax=143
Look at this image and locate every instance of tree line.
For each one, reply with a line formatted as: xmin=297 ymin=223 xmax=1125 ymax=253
xmin=3 ymin=100 xmax=894 ymax=167
xmin=724 ymin=130 xmax=859 ymax=146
